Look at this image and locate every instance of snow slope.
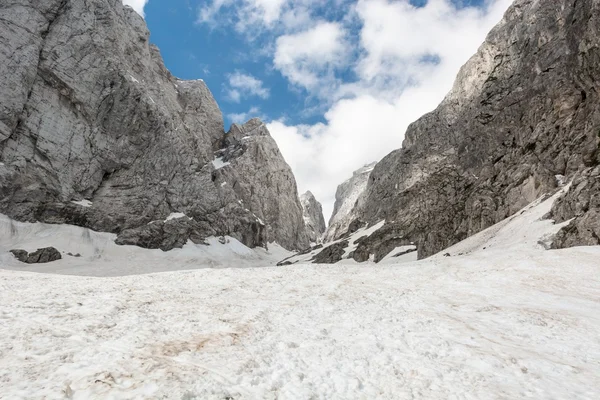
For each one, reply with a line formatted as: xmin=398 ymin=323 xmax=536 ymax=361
xmin=0 ymin=215 xmax=291 ymax=277
xmin=0 ymin=189 xmax=599 ymax=399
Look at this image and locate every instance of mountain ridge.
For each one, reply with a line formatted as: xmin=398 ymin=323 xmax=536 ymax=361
xmin=0 ymin=0 xmax=310 ymax=251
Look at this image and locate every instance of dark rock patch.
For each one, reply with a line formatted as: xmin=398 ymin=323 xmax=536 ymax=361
xmin=312 ymin=241 xmax=349 ymax=264
xmin=10 ymin=247 xmax=62 ymax=264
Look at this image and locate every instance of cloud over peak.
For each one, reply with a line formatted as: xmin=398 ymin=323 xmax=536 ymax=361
xmin=274 ymin=21 xmax=350 ymax=90
xmin=225 ymin=72 xmax=270 ymax=103
xmin=122 ymin=0 xmax=148 ymax=17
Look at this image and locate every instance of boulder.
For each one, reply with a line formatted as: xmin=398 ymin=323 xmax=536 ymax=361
xmin=10 ymin=247 xmax=62 ymax=264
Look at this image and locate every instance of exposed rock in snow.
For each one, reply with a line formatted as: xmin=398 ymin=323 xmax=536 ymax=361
xmin=10 ymin=247 xmax=62 ymax=264
xmin=312 ymin=240 xmax=348 ymax=264
xmin=280 ymin=220 xmax=388 ymax=265
xmin=348 ymin=0 xmax=600 ymax=259
xmin=300 ymin=191 xmax=326 ymax=244
xmin=0 ymin=0 xmax=308 ymax=251
xmin=324 ymin=162 xmax=376 ymax=243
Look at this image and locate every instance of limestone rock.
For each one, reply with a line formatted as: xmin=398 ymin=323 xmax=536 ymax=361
xmin=343 ymin=0 xmax=600 ymax=260
xmin=324 ymin=163 xmax=376 ymax=243
xmin=10 ymin=247 xmax=62 ymax=263
xmin=212 ymin=119 xmax=310 ymax=250
xmin=0 ymin=0 xmax=309 ymax=251
xmin=352 ymin=225 xmax=413 ymax=263
xmin=9 ymin=250 xmax=28 ymax=263
xmin=300 ymin=191 xmax=326 ymax=243
xmin=551 ymin=166 xmax=600 ymax=248
xmin=312 ymin=241 xmax=349 ymax=264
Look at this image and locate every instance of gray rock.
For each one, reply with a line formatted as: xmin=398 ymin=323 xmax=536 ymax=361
xmin=0 ymin=0 xmax=309 ymax=251
xmin=115 ymin=216 xmax=212 ymax=251
xmin=344 ymin=0 xmax=600 ymax=259
xmin=352 ymin=225 xmax=413 ymax=263
xmin=9 ymin=249 xmax=29 ymax=263
xmin=10 ymin=247 xmax=62 ymax=263
xmin=551 ymin=166 xmax=600 ymax=248
xmin=300 ymin=191 xmax=326 ymax=243
xmin=312 ymin=241 xmax=349 ymax=264
xmin=212 ymin=119 xmax=310 ymax=250
xmin=324 ymin=163 xmax=376 ymax=243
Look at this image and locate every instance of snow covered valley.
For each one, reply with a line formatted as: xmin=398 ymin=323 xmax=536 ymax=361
xmin=1 ymin=191 xmax=599 ymax=399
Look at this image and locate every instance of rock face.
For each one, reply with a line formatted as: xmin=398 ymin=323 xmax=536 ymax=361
xmin=11 ymin=247 xmax=62 ymax=264
xmin=300 ymin=191 xmax=326 ymax=243
xmin=211 ymin=119 xmax=310 ymax=250
xmin=324 ymin=162 xmax=376 ymax=243
xmin=312 ymin=240 xmax=348 ymax=264
xmin=0 ymin=0 xmax=309 ymax=251
xmin=335 ymin=0 xmax=600 ymax=260
xmin=551 ymin=166 xmax=600 ymax=248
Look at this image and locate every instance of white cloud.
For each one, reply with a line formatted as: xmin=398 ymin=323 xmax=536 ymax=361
xmin=274 ymin=21 xmax=349 ymax=91
xmin=197 ymin=0 xmax=350 ymax=34
xmin=228 ymin=107 xmax=265 ymax=124
xmin=225 ymin=72 xmax=270 ymax=103
xmin=198 ymin=0 xmax=287 ymax=31
xmin=122 ymin=0 xmax=148 ymax=17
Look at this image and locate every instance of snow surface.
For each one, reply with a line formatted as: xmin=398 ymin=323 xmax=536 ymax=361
xmin=1 ymin=188 xmax=599 ymax=398
xmin=70 ymin=200 xmax=93 ymax=208
xmin=212 ymin=157 xmax=231 ymax=170
xmin=165 ymin=212 xmax=187 ymax=221
xmin=0 ymin=215 xmax=291 ymax=277
xmin=378 ymin=245 xmax=418 ymax=264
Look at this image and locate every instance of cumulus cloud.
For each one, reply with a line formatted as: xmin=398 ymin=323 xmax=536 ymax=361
xmin=122 ymin=0 xmax=148 ymax=17
xmin=274 ymin=22 xmax=349 ymax=91
xmin=225 ymin=72 xmax=270 ymax=103
xmin=228 ymin=107 xmax=266 ymax=123
xmin=198 ymin=0 xmax=287 ymax=31
xmin=197 ymin=0 xmax=351 ymax=34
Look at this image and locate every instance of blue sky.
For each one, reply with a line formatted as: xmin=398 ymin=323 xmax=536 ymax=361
xmin=143 ymin=0 xmax=489 ymax=127
xmin=125 ymin=0 xmax=512 ymax=220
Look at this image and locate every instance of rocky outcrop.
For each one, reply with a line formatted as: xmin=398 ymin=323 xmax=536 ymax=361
xmin=300 ymin=191 xmax=326 ymax=243
xmin=551 ymin=166 xmax=600 ymax=248
xmin=312 ymin=240 xmax=348 ymax=264
xmin=338 ymin=0 xmax=600 ymax=260
xmin=211 ymin=119 xmax=310 ymax=250
xmin=11 ymin=247 xmax=62 ymax=264
xmin=352 ymin=225 xmax=413 ymax=263
xmin=324 ymin=162 xmax=376 ymax=243
xmin=0 ymin=0 xmax=309 ymax=251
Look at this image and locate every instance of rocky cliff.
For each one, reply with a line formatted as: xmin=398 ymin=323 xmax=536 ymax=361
xmin=0 ymin=0 xmax=309 ymax=251
xmin=300 ymin=191 xmax=326 ymax=244
xmin=324 ymin=0 xmax=599 ymax=261
xmin=323 ymin=162 xmax=376 ymax=243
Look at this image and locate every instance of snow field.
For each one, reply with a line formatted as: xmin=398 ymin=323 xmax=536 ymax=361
xmin=1 ymin=248 xmax=599 ymax=399
xmin=0 ymin=187 xmax=599 ymax=399
xmin=0 ymin=215 xmax=291 ymax=277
